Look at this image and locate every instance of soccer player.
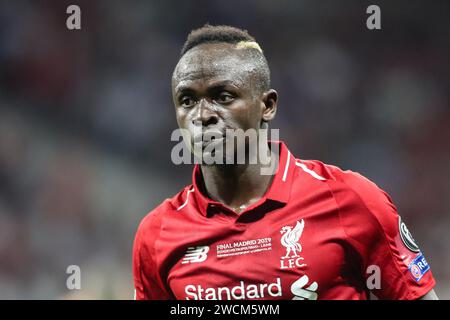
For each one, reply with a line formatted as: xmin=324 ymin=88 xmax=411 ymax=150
xmin=133 ymin=25 xmax=438 ymax=300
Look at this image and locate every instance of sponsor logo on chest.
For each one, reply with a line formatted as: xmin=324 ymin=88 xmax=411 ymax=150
xmin=184 ymin=275 xmax=319 ymax=300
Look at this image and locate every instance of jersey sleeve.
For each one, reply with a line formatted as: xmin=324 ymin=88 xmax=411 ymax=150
xmin=334 ymin=171 xmax=436 ymax=300
xmin=132 ymin=213 xmax=174 ymax=300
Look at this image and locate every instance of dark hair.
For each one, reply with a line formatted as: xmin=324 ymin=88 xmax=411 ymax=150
xmin=181 ymin=24 xmax=256 ymax=56
xmin=179 ymin=24 xmax=270 ymax=92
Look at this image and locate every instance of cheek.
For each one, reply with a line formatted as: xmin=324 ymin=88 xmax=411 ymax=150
xmin=234 ymin=100 xmax=262 ymax=130
xmin=175 ymin=109 xmax=188 ymax=128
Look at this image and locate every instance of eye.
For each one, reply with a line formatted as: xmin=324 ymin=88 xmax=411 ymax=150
xmin=180 ymin=96 xmax=196 ymax=108
xmin=216 ymin=92 xmax=234 ymax=103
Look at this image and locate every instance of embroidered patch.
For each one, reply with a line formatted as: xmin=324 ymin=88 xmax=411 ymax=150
xmin=408 ymin=253 xmax=430 ymax=282
xmin=399 ymin=217 xmax=420 ymax=253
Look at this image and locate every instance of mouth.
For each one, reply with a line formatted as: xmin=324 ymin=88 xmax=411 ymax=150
xmin=193 ymin=138 xmax=225 ymax=151
xmin=193 ymin=131 xmax=225 ymax=155
xmin=192 ymin=130 xmax=225 ymax=147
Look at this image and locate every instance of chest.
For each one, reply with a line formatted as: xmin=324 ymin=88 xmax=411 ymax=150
xmin=160 ymin=202 xmax=360 ymax=300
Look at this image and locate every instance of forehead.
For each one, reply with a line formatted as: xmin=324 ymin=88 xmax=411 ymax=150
xmin=172 ymin=43 xmax=257 ymax=91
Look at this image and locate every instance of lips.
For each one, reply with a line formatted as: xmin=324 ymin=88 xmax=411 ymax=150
xmin=193 ymin=130 xmax=225 ymax=144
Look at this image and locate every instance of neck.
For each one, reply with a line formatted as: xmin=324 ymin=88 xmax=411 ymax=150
xmin=199 ymin=143 xmax=276 ymax=213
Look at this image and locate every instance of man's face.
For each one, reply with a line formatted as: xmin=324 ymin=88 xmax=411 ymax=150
xmin=172 ymin=43 xmax=273 ymax=161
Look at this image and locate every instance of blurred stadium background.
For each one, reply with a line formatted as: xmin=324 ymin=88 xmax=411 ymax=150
xmin=0 ymin=0 xmax=449 ymax=299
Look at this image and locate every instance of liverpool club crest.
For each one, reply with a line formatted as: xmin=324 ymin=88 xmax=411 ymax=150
xmin=280 ymin=220 xmax=306 ymax=269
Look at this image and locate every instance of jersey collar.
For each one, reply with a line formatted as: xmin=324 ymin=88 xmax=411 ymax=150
xmin=191 ymin=141 xmax=296 ymax=217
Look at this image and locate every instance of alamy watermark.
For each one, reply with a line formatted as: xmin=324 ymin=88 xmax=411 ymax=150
xmin=366 ymin=264 xmax=381 ymax=290
xmin=66 ymin=265 xmax=81 ymax=290
xmin=65 ymin=5 xmax=380 ymax=31
xmin=170 ymin=126 xmax=280 ymax=176
xmin=66 ymin=5 xmax=81 ymax=30
xmin=366 ymin=5 xmax=381 ymax=30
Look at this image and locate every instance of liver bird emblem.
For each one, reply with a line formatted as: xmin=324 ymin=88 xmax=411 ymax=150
xmin=280 ymin=220 xmax=305 ymax=259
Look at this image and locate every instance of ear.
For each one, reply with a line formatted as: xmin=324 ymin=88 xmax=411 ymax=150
xmin=261 ymin=89 xmax=278 ymax=123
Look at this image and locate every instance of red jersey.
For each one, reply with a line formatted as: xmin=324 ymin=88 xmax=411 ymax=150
xmin=133 ymin=141 xmax=435 ymax=300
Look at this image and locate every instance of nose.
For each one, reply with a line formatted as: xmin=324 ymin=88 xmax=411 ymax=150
xmin=192 ymin=98 xmax=219 ymax=128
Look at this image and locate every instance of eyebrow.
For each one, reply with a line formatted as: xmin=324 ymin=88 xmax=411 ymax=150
xmin=175 ymin=80 xmax=240 ymax=95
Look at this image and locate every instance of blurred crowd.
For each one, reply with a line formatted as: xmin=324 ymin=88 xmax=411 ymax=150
xmin=0 ymin=0 xmax=449 ymax=299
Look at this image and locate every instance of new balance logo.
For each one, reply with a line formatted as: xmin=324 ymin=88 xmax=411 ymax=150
xmin=291 ymin=275 xmax=318 ymax=300
xmin=181 ymin=246 xmax=210 ymax=264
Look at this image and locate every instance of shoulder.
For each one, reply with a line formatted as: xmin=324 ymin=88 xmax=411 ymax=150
xmin=298 ymin=158 xmax=394 ymax=208
xmin=134 ymin=185 xmax=194 ymax=245
xmin=296 ymin=159 xmax=376 ymax=187
xmin=297 ymin=159 xmax=398 ymax=234
xmin=325 ymin=162 xmax=397 ymax=218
